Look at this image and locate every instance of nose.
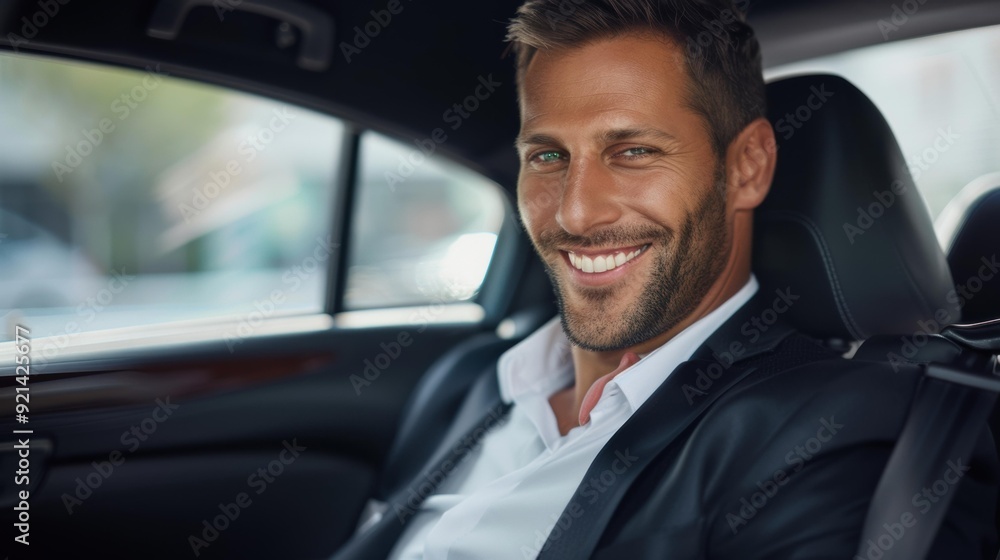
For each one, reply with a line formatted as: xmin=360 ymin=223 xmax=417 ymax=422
xmin=556 ymin=157 xmax=622 ymax=237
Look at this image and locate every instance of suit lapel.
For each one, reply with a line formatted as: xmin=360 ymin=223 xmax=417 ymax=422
xmin=537 ymin=292 xmax=796 ymax=559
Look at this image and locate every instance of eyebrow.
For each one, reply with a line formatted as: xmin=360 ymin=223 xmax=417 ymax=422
xmin=514 ymin=133 xmax=560 ymax=151
xmin=600 ymin=127 xmax=678 ymax=144
xmin=515 ymin=127 xmax=678 ymax=150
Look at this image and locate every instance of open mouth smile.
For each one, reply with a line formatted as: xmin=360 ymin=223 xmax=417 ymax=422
xmin=563 ymin=243 xmax=650 ymax=275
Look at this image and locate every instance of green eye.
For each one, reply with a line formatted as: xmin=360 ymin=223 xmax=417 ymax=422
xmin=535 ymin=151 xmax=562 ymax=163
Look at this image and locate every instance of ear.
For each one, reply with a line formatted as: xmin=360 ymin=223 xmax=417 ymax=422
xmin=725 ymin=117 xmax=777 ymax=212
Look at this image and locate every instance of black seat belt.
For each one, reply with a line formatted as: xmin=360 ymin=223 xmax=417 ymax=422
xmin=857 ymin=322 xmax=1000 ymax=559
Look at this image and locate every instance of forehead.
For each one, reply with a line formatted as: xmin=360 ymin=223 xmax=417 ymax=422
xmin=518 ymin=33 xmax=691 ymax=126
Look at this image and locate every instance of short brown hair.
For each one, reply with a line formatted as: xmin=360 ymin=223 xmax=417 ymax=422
xmin=506 ymin=0 xmax=765 ymax=157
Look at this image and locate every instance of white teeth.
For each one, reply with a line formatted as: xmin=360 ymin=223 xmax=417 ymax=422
xmin=567 ymin=245 xmax=647 ymax=274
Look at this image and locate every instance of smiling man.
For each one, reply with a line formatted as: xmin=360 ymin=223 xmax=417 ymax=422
xmin=513 ymin=23 xmax=771 ymax=436
xmin=333 ymin=1 xmax=997 ymax=559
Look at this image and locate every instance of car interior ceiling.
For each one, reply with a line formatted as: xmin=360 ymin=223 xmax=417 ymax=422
xmin=3 ymin=0 xmax=1000 ymax=557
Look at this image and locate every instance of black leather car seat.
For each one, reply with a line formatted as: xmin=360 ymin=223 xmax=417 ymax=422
xmin=761 ymin=74 xmax=999 ymax=558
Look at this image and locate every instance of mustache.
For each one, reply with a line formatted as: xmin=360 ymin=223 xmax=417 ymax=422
xmin=537 ymin=224 xmax=672 ymax=251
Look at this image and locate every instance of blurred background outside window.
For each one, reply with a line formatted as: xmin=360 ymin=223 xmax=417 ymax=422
xmin=0 ymin=53 xmax=506 ymax=342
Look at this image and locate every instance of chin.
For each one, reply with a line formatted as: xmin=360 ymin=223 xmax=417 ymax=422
xmin=558 ymin=290 xmax=664 ymax=352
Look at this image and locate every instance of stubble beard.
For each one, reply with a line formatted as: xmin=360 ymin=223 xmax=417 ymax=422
xmin=539 ymin=170 xmax=730 ymax=352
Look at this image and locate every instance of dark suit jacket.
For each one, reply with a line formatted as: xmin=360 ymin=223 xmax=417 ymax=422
xmin=333 ymin=293 xmax=999 ymax=559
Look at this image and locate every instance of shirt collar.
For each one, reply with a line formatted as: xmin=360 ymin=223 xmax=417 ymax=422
xmin=610 ymin=275 xmax=759 ymax=412
xmin=497 ymin=315 xmax=573 ymax=405
xmin=496 ymin=275 xmax=759 ymax=411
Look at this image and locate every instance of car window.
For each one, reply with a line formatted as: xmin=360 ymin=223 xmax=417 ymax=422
xmin=345 ymin=131 xmax=507 ymax=310
xmin=766 ymin=23 xmax=1000 ymax=239
xmin=0 ymin=53 xmax=345 ymax=342
xmin=1 ymin=52 xmax=507 ymax=346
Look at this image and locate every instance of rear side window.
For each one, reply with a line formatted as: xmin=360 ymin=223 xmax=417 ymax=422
xmin=345 ymin=132 xmax=507 ymax=310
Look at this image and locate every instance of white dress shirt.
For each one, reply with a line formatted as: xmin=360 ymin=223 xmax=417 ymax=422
xmin=388 ymin=276 xmax=759 ymax=560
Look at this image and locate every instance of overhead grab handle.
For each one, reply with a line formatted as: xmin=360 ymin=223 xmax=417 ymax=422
xmin=147 ymin=0 xmax=333 ymax=71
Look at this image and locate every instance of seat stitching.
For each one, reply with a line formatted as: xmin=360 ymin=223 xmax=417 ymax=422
xmin=761 ymin=209 xmax=867 ymax=340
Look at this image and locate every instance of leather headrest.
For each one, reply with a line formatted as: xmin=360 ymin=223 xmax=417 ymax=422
xmin=753 ymin=74 xmax=958 ymax=341
xmin=946 ymin=186 xmax=1000 ymax=324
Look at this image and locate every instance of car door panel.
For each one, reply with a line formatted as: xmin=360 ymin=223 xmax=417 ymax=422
xmin=2 ymin=324 xmax=486 ymax=559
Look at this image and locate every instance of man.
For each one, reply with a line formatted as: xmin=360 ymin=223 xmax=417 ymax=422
xmin=335 ymin=1 xmax=998 ymax=558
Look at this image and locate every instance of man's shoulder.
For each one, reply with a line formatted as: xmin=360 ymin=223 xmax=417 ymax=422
xmin=662 ymin=328 xmax=923 ymax=459
xmin=722 ymin=330 xmax=922 ymax=410
xmin=703 ymin=331 xmax=922 ymax=441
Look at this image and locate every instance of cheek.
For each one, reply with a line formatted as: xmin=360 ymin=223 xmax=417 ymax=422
xmin=631 ymin=162 xmax=718 ymax=218
xmin=617 ymin=175 xmax=689 ymax=226
xmin=518 ymin=180 xmax=560 ymax=229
